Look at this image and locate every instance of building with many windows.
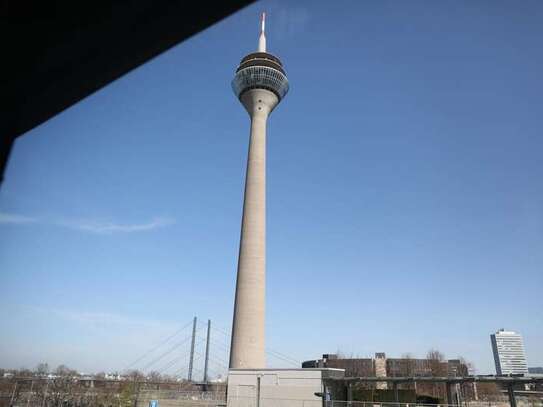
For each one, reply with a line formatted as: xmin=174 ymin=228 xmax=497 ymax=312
xmin=491 ymin=329 xmax=529 ymax=375
xmin=302 ymin=353 xmax=468 ymax=378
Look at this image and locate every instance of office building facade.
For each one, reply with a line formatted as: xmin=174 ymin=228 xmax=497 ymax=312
xmin=491 ymin=329 xmax=529 ymax=375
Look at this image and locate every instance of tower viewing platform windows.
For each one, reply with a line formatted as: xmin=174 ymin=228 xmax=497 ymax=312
xmin=232 ymin=62 xmax=289 ymax=100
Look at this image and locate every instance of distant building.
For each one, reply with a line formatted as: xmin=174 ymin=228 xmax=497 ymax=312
xmin=374 ymin=352 xmax=387 ymax=389
xmin=528 ymin=367 xmax=543 ymax=374
xmin=490 ymin=329 xmax=528 ymax=375
xmin=302 ymin=353 xmax=468 ymax=378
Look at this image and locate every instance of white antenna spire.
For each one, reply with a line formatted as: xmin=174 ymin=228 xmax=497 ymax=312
xmin=258 ymin=12 xmax=266 ymax=52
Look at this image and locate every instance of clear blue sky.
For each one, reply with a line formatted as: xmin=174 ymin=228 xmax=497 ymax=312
xmin=1 ymin=0 xmax=542 ymax=377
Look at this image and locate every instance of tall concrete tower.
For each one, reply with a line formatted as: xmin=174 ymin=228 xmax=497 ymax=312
xmin=229 ymin=13 xmax=289 ymax=369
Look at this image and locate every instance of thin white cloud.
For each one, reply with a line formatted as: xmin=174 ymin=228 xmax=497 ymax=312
xmin=0 ymin=211 xmax=174 ymax=234
xmin=58 ymin=217 xmax=175 ymax=234
xmin=0 ymin=212 xmax=37 ymax=224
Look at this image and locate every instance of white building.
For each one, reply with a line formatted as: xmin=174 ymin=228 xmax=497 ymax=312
xmin=227 ymin=368 xmax=344 ymax=407
xmin=491 ymin=329 xmax=529 ymax=375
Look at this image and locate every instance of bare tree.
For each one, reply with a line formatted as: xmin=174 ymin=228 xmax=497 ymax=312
xmin=476 ymin=382 xmax=502 ymax=401
xmin=399 ymin=353 xmax=418 ymax=390
xmin=36 ymin=363 xmax=49 ymax=376
xmin=55 ymin=364 xmax=77 ymax=377
xmin=425 ymin=349 xmax=447 ymax=400
xmin=454 ymin=357 xmax=475 ymax=401
xmin=126 ymin=369 xmax=145 ymax=381
xmin=147 ymin=371 xmax=162 ymax=382
xmin=400 ymin=353 xmax=417 ymax=376
xmin=426 ymin=349 xmax=447 ymax=376
xmin=457 ymin=356 xmax=473 ymax=375
xmin=18 ymin=367 xmax=33 ymax=377
xmin=161 ymin=374 xmax=177 ymax=383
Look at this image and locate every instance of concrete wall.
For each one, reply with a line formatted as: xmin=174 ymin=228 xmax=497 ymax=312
xmin=227 ymin=368 xmax=344 ymax=407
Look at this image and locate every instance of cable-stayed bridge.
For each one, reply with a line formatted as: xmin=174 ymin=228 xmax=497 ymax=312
xmin=123 ymin=316 xmax=300 ymax=383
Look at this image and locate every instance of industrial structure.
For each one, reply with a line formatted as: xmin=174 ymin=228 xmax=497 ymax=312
xmin=491 ymin=329 xmax=529 ymax=375
xmin=229 ymin=13 xmax=289 ymax=369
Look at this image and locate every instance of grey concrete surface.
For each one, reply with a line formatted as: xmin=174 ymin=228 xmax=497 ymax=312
xmin=229 ymin=89 xmax=279 ymax=369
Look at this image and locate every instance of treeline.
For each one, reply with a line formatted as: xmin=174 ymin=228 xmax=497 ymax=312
xmin=0 ymin=363 xmax=209 ymax=407
xmin=1 ymin=363 xmax=190 ymax=384
xmin=1 ymin=363 xmax=79 ymax=379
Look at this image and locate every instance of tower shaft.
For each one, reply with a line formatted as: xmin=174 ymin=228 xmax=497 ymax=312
xmin=230 ymin=89 xmax=277 ymax=369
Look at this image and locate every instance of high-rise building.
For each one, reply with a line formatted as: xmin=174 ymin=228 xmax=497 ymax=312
xmin=228 ymin=13 xmax=289 ymax=369
xmin=491 ymin=329 xmax=529 ymax=375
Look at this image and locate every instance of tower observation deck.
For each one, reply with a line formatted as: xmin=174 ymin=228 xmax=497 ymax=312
xmin=229 ymin=13 xmax=289 ymax=369
xmin=232 ymin=52 xmax=289 ymax=101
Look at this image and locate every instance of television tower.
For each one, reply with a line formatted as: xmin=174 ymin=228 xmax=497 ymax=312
xmin=229 ymin=13 xmax=289 ymax=369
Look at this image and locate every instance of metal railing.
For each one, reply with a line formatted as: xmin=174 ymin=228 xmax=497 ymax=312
xmin=324 ymin=402 xmax=506 ymax=407
xmin=137 ymin=390 xmax=226 ymax=400
xmin=225 ymin=397 xmax=537 ymax=407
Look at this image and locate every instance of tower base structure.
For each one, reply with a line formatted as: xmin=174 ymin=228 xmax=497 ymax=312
xmin=227 ymin=368 xmax=345 ymax=407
